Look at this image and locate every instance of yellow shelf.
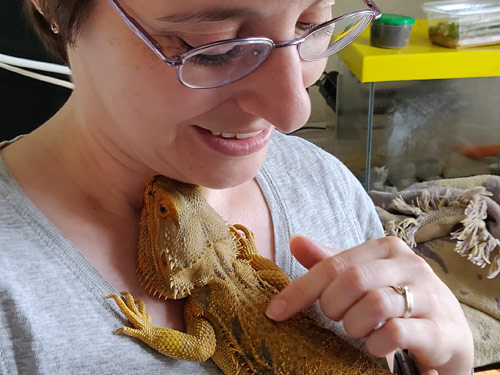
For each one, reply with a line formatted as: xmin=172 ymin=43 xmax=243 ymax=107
xmin=337 ymin=19 xmax=500 ymax=83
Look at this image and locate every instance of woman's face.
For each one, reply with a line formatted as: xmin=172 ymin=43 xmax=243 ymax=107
xmin=68 ymin=0 xmax=331 ymax=188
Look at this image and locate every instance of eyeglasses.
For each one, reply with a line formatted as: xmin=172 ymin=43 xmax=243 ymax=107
xmin=107 ymin=0 xmax=381 ymax=89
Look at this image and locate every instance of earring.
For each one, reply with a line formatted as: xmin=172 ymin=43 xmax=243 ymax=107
xmin=33 ymin=4 xmax=59 ymax=34
xmin=50 ymin=22 xmax=60 ymax=34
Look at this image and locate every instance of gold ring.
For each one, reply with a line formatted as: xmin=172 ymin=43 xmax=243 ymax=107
xmin=390 ymin=285 xmax=413 ymax=319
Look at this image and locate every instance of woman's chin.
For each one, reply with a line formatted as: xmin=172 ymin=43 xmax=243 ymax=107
xmin=200 ymin=164 xmax=265 ymax=190
xmin=189 ymin=152 xmax=268 ymax=190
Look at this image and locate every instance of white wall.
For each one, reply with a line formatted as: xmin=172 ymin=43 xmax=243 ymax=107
xmin=372 ymin=0 xmax=428 ymax=18
xmin=334 ymin=0 xmax=427 ymax=18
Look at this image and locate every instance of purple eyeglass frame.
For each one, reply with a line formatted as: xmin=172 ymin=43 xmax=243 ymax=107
xmin=106 ymin=0 xmax=382 ymax=88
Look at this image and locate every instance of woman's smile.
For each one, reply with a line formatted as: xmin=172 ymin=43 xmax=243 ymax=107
xmin=192 ymin=125 xmax=274 ymax=157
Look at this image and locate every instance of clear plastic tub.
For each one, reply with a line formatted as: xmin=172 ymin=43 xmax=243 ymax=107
xmin=370 ymin=14 xmax=416 ymax=49
xmin=423 ymin=0 xmax=500 ymax=48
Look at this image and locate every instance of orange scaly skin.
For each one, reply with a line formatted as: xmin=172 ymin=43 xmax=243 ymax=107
xmin=108 ymin=176 xmax=393 ymax=374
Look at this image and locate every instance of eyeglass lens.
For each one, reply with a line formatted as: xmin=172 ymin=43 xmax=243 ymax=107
xmin=179 ymin=12 xmax=373 ymax=88
xmin=179 ymin=41 xmax=274 ymax=89
xmin=300 ymin=13 xmax=373 ymax=60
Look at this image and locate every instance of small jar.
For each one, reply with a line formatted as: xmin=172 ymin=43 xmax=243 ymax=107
xmin=370 ymin=14 xmax=416 ymax=49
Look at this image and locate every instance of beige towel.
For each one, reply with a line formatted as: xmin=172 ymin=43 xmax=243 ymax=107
xmin=370 ymin=175 xmax=500 ymax=367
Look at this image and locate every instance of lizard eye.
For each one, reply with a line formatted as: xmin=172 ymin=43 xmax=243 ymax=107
xmin=157 ymin=198 xmax=177 ymax=219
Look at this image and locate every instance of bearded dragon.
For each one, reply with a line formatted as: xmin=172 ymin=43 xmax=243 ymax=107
xmin=108 ymin=175 xmax=393 ymax=374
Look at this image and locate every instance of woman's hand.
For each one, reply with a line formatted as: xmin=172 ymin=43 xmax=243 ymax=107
xmin=265 ymin=236 xmax=474 ymax=375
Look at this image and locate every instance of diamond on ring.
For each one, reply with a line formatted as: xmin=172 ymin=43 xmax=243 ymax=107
xmin=390 ymin=284 xmax=414 ymax=319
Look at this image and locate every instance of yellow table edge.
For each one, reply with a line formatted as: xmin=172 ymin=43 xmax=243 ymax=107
xmin=337 ymin=19 xmax=500 ymax=83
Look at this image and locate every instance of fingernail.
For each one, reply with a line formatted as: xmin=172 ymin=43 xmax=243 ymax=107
xmin=265 ymin=297 xmax=287 ymax=321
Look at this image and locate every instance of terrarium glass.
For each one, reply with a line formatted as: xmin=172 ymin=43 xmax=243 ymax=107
xmin=333 ymin=59 xmax=500 ymax=191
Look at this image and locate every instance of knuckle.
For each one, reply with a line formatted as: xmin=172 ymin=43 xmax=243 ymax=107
xmin=413 ymin=254 xmax=433 ymax=273
xmin=413 ymin=287 xmax=434 ymax=318
xmin=383 ymin=319 xmax=406 ymax=348
xmin=318 ymin=286 xmax=341 ymax=320
xmin=321 ymin=255 xmax=348 ymax=280
xmin=427 ymin=319 xmax=442 ymax=340
xmin=342 ymin=317 xmax=362 ymax=338
xmin=318 ymin=294 xmax=336 ymax=320
xmin=382 ymin=236 xmax=411 ymax=256
xmin=288 ymin=279 xmax=311 ymax=304
xmin=384 ymin=235 xmax=406 ymax=247
xmin=344 ymin=265 xmax=372 ymax=294
xmin=366 ymin=289 xmax=391 ymax=320
xmin=365 ymin=338 xmax=393 ymax=359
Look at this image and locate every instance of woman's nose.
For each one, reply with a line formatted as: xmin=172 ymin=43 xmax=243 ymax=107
xmin=234 ymin=45 xmax=324 ymax=134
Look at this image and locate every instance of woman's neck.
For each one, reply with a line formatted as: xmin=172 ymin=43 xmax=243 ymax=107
xmin=3 ymin=100 xmax=154 ymax=218
xmin=2 ymin=98 xmax=260 ymax=226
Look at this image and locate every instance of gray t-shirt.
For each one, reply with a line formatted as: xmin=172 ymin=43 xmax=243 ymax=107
xmin=0 ymin=132 xmax=384 ymax=374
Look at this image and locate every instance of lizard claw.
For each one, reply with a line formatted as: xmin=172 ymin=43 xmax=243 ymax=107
xmin=230 ymin=224 xmax=260 ymax=260
xmin=106 ymin=292 xmax=154 ymax=338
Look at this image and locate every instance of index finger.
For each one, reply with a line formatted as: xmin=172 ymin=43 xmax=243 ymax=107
xmin=265 ymin=237 xmax=404 ymax=321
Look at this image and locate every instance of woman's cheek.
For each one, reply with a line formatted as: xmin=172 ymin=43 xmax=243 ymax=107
xmin=303 ymin=59 xmax=327 ymax=88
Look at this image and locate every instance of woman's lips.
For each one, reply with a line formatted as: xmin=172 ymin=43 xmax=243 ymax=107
xmin=210 ymin=130 xmax=264 ymax=140
xmin=193 ymin=125 xmax=274 ymax=157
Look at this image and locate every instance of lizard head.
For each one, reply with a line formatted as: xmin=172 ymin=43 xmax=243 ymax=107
xmin=137 ymin=175 xmax=232 ymax=300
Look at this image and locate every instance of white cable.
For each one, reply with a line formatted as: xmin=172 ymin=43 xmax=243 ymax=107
xmin=0 ymin=53 xmax=71 ymax=75
xmin=0 ymin=62 xmax=74 ymax=89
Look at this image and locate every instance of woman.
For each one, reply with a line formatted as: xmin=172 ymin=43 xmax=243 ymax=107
xmin=0 ymin=0 xmax=473 ymax=373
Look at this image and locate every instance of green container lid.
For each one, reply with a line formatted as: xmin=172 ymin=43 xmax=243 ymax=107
xmin=373 ymin=14 xmax=416 ymax=26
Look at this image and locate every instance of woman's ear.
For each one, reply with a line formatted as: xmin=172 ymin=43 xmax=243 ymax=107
xmin=30 ymin=0 xmax=60 ymax=34
xmin=31 ymin=0 xmax=43 ymax=15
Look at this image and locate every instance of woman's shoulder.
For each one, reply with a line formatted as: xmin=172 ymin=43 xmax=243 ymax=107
xmin=263 ymin=131 xmax=384 ymax=248
xmin=268 ymin=131 xmax=339 ymax=163
xmin=0 ymin=153 xmax=19 ymax=218
xmin=0 ymin=154 xmax=37 ymax=256
xmin=265 ymin=131 xmax=359 ymax=194
xmin=0 ymin=150 xmax=50 ymax=257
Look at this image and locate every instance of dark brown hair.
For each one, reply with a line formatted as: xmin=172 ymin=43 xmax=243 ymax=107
xmin=23 ymin=0 xmax=95 ymax=63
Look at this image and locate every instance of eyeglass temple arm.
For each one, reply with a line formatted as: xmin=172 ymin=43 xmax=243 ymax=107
xmin=106 ymin=0 xmax=180 ymax=66
xmin=363 ymin=0 xmax=382 ymax=18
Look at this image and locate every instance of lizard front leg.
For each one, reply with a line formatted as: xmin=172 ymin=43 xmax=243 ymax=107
xmin=107 ymin=292 xmax=216 ymax=362
xmin=230 ymin=224 xmax=291 ymax=291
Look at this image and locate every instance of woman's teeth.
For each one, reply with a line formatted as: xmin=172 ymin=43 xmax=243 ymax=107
xmin=210 ymin=130 xmax=263 ymax=140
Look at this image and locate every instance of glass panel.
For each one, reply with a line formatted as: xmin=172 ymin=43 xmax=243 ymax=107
xmin=334 ymin=59 xmax=500 ymax=191
xmin=333 ymin=61 xmax=372 ymax=186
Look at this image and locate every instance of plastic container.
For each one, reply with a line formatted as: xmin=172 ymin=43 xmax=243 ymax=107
xmin=370 ymin=14 xmax=416 ymax=49
xmin=423 ymin=0 xmax=500 ymax=48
